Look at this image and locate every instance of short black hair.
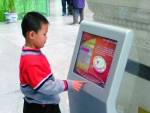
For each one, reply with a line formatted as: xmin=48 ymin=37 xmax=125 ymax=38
xmin=21 ymin=11 xmax=49 ymax=38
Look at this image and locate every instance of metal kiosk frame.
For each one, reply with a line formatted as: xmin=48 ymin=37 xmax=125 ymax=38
xmin=67 ymin=21 xmax=133 ymax=113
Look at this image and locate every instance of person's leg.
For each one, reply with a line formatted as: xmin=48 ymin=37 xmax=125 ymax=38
xmin=66 ymin=0 xmax=73 ymax=15
xmin=79 ymin=8 xmax=84 ymax=24
xmin=73 ymin=8 xmax=79 ymax=24
xmin=45 ymin=104 xmax=61 ymax=113
xmin=61 ymin=0 xmax=66 ymax=16
xmin=23 ymin=100 xmax=43 ymax=113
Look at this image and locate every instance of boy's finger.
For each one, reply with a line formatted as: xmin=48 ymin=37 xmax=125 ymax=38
xmin=79 ymin=81 xmax=86 ymax=84
xmin=78 ymin=80 xmax=86 ymax=83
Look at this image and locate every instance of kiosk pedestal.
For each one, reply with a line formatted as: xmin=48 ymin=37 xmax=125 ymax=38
xmin=67 ymin=21 xmax=133 ymax=113
xmin=69 ymin=90 xmax=107 ymax=113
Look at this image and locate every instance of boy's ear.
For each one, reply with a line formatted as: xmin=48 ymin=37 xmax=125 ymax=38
xmin=27 ymin=31 xmax=35 ymax=39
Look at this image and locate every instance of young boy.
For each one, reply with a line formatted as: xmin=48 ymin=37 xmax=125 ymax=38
xmin=19 ymin=12 xmax=85 ymax=113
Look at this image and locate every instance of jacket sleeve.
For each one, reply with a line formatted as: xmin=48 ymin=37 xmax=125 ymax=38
xmin=37 ymin=79 xmax=73 ymax=95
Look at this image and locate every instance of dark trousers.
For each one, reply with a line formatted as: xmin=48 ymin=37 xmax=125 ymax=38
xmin=61 ymin=0 xmax=70 ymax=14
xmin=73 ymin=8 xmax=84 ymax=24
xmin=23 ymin=100 xmax=61 ymax=113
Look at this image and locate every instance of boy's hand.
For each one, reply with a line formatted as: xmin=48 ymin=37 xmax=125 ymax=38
xmin=72 ymin=80 xmax=86 ymax=92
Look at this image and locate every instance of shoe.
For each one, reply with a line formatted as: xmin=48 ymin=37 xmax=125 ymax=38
xmin=79 ymin=20 xmax=83 ymax=24
xmin=69 ymin=22 xmax=78 ymax=25
xmin=62 ymin=13 xmax=66 ymax=16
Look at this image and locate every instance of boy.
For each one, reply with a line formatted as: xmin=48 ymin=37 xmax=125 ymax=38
xmin=19 ymin=12 xmax=85 ymax=113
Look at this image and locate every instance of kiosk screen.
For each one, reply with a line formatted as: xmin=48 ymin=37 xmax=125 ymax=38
xmin=74 ymin=32 xmax=117 ymax=87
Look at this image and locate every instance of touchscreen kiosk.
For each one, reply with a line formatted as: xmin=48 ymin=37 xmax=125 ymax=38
xmin=74 ymin=32 xmax=117 ymax=88
xmin=67 ymin=21 xmax=133 ymax=113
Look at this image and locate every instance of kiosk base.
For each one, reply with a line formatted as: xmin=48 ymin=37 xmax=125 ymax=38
xmin=68 ymin=90 xmax=106 ymax=113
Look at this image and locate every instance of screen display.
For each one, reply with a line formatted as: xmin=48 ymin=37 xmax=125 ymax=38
xmin=74 ymin=32 xmax=117 ymax=87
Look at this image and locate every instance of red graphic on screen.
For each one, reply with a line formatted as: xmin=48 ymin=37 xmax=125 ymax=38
xmin=74 ymin=32 xmax=117 ymax=87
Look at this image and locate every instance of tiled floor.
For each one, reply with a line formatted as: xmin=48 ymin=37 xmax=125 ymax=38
xmin=0 ymin=1 xmax=80 ymax=112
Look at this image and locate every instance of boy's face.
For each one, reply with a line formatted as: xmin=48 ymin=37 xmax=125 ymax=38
xmin=29 ymin=23 xmax=48 ymax=49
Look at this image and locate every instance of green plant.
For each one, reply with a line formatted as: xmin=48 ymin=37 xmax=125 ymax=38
xmin=8 ymin=0 xmax=16 ymax=12
xmin=4 ymin=0 xmax=16 ymax=12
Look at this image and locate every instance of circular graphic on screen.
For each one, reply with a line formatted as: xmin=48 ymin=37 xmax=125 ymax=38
xmin=93 ymin=56 xmax=106 ymax=73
